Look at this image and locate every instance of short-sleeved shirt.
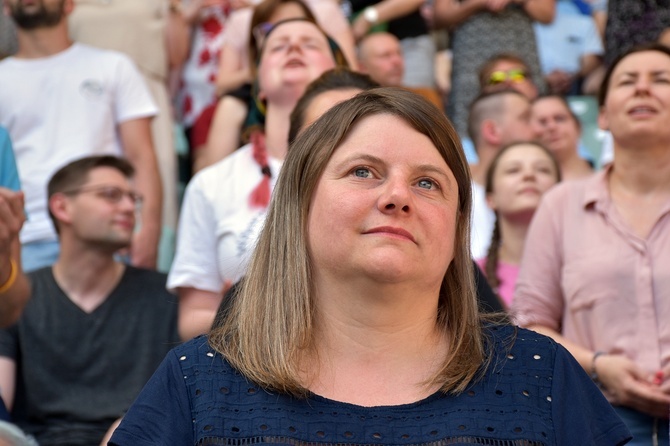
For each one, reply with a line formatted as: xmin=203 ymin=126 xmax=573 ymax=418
xmin=513 ymin=167 xmax=670 ymax=377
xmin=534 ymin=0 xmax=603 ymax=75
xmin=0 ymin=266 xmax=180 ymax=446
xmin=0 ymin=43 xmax=157 ymax=245
xmin=110 ymin=325 xmax=631 ymax=445
xmin=168 ymin=143 xmax=282 ymax=292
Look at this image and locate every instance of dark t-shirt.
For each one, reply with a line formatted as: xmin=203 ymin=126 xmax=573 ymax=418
xmin=0 ymin=266 xmax=180 ymax=446
xmin=110 ymin=325 xmax=631 ymax=445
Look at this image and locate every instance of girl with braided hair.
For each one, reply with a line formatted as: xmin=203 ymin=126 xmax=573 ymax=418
xmin=477 ymin=141 xmax=560 ymax=307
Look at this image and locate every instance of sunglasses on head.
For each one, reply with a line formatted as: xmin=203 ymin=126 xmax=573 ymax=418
xmin=488 ymin=69 xmax=528 ymax=85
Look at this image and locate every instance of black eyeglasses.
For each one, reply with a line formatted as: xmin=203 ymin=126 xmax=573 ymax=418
xmin=63 ymin=185 xmax=143 ymax=207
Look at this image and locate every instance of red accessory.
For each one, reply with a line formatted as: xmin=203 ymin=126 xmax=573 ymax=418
xmin=249 ymin=130 xmax=272 ymax=208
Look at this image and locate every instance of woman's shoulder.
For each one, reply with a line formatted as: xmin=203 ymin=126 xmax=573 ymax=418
xmin=480 ymin=324 xmax=566 ymax=389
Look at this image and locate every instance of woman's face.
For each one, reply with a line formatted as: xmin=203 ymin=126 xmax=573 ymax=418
xmin=258 ymin=21 xmax=336 ymax=103
xmin=531 ymin=97 xmax=580 ymax=160
xmin=599 ymin=50 xmax=670 ymax=145
xmin=307 ymin=114 xmax=458 ymax=287
xmin=486 ymin=144 xmax=559 ymax=220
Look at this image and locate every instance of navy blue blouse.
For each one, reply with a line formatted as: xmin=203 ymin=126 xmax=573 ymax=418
xmin=110 ymin=325 xmax=630 ymax=445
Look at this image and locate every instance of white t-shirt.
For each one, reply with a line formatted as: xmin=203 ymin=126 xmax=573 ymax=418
xmin=470 ymin=181 xmax=495 ymax=260
xmin=0 ymin=43 xmax=157 ymax=244
xmin=167 ymin=144 xmax=283 ymax=293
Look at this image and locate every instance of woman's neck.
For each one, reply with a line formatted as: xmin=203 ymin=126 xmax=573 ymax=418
xmin=263 ymin=102 xmax=296 ymax=160
xmin=496 ymin=215 xmax=530 ymax=265
xmin=303 ymin=277 xmax=448 ymax=406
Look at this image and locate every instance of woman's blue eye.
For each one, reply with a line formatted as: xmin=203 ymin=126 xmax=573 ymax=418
xmin=354 ymin=168 xmax=372 ymax=178
xmin=418 ymin=179 xmax=436 ymax=189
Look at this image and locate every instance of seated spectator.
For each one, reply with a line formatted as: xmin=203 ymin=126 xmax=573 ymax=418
xmin=534 ymin=0 xmax=604 ymax=95
xmin=467 ymin=90 xmax=535 ymax=259
xmin=0 ymin=0 xmax=163 ymax=272
xmin=169 ymin=19 xmax=346 ymax=341
xmin=0 ymin=156 xmax=179 ymax=446
xmin=531 ymin=95 xmax=595 ymax=180
xmin=110 ymin=88 xmax=631 ymax=446
xmin=357 ymin=31 xmax=442 ymax=109
xmin=513 ymin=44 xmax=670 ymax=444
xmin=478 ymin=141 xmax=561 ymax=308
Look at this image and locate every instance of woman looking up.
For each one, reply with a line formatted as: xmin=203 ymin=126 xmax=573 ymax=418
xmin=478 ymin=141 xmax=560 ymax=308
xmin=111 ymin=89 xmax=630 ymax=445
xmin=514 ymin=43 xmax=670 ymax=445
xmin=167 ymin=18 xmax=345 ymax=341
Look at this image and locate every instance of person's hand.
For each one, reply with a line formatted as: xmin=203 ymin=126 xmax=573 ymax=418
xmin=130 ymin=226 xmax=159 ymax=270
xmin=181 ymin=0 xmax=228 ymax=24
xmin=596 ymin=354 xmax=670 ymax=419
xmin=351 ymin=14 xmax=373 ymax=42
xmin=0 ymin=189 xmax=25 ymax=260
xmin=545 ymin=70 xmax=573 ymax=94
xmin=485 ymin=0 xmax=513 ymax=13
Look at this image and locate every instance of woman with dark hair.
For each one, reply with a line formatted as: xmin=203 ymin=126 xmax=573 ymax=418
xmin=167 ymin=18 xmax=345 ymax=341
xmin=111 ymin=89 xmax=630 ymax=445
xmin=479 ymin=141 xmax=560 ymax=308
xmin=514 ymin=43 xmax=670 ymax=444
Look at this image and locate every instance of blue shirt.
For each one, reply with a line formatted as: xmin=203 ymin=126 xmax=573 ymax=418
xmin=0 ymin=127 xmax=20 ymax=191
xmin=110 ymin=325 xmax=631 ymax=445
xmin=534 ymin=1 xmax=603 ymax=75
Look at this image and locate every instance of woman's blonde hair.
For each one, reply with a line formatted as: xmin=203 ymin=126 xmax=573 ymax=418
xmin=210 ymin=88 xmax=485 ymax=397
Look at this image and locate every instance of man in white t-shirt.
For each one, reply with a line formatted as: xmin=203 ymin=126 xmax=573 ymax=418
xmin=467 ymin=90 xmax=535 ymax=259
xmin=0 ymin=0 xmax=163 ymax=271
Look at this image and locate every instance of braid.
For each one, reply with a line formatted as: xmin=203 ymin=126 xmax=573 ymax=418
xmin=485 ymin=215 xmax=502 ymax=295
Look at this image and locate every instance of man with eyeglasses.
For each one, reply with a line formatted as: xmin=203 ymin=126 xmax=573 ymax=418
xmin=0 ymin=156 xmax=179 ymax=446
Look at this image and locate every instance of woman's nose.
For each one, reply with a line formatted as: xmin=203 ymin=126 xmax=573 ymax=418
xmin=378 ymin=177 xmax=412 ymax=213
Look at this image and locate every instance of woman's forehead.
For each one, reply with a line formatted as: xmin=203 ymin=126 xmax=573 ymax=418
xmin=266 ymin=21 xmax=326 ymax=44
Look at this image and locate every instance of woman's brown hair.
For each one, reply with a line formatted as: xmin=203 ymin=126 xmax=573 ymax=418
xmin=210 ymin=88 xmax=487 ymax=397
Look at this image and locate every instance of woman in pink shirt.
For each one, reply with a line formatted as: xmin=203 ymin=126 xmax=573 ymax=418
xmin=477 ymin=141 xmax=560 ymax=309
xmin=513 ymin=43 xmax=670 ymax=444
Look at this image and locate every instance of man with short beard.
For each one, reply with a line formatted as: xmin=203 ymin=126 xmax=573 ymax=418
xmin=0 ymin=156 xmax=179 ymax=446
xmin=0 ymin=0 xmax=163 ymax=273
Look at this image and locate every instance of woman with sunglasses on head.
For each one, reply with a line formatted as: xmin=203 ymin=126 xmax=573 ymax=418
xmin=478 ymin=141 xmax=560 ymax=309
xmin=531 ymin=94 xmax=594 ymax=181
xmin=433 ymin=0 xmax=553 ymax=139
xmin=168 ymin=18 xmax=347 ymax=342
xmin=110 ymin=88 xmax=629 ymax=446
xmin=514 ymin=43 xmax=670 ymax=445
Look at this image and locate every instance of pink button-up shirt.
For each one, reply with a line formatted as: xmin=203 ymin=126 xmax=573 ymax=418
xmin=513 ymin=168 xmax=670 ymax=373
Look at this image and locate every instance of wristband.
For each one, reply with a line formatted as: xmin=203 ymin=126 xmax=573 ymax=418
xmin=0 ymin=259 xmax=18 ymax=294
xmin=363 ymin=6 xmax=379 ymax=24
xmin=590 ymin=351 xmax=606 ymax=387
